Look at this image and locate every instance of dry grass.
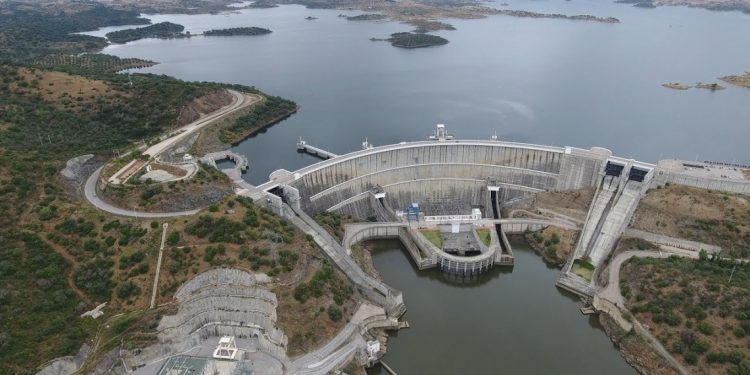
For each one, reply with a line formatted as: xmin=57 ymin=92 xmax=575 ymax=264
xmin=10 ymin=67 xmax=128 ymax=113
xmin=632 ymin=184 xmax=750 ymax=257
xmin=150 ymin=163 xmax=188 ymax=178
xmin=743 ymin=169 xmax=750 ymax=179
xmin=533 ymin=188 xmax=594 ymax=222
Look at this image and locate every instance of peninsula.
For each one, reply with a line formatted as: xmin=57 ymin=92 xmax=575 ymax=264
xmin=106 ymin=21 xmax=186 ymax=43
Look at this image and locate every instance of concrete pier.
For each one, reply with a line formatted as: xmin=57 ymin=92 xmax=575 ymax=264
xmin=297 ymin=138 xmax=339 ymax=159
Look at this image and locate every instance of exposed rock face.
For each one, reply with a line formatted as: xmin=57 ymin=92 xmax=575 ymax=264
xmin=175 ymin=90 xmax=234 ymax=127
xmin=60 ymin=154 xmax=95 ymax=181
xmin=35 ymin=344 xmax=90 ymax=375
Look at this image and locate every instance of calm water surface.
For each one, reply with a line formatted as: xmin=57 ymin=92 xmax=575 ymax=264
xmin=89 ymin=3 xmax=750 ymax=372
xmin=367 ymin=240 xmax=636 ymax=374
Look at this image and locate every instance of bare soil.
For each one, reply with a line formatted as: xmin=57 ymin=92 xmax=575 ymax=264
xmin=533 ymin=187 xmax=594 ymax=221
xmin=632 ymin=184 xmax=750 ymax=257
xmin=174 ymin=90 xmax=234 ymax=128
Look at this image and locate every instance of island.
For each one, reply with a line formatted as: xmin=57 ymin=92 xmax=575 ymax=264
xmin=106 ymin=22 xmax=186 ymax=44
xmin=382 ymin=32 xmax=449 ymax=48
xmin=662 ymin=82 xmax=692 ymax=90
xmin=695 ymin=82 xmax=726 ymax=90
xmin=720 ymin=71 xmax=750 ymax=88
xmin=203 ymin=27 xmax=272 ymax=36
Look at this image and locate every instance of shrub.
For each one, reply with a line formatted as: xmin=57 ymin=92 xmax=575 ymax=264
xmin=166 ymin=231 xmax=180 ymax=246
xmin=697 ymin=321 xmax=714 ymax=335
xmin=690 ymin=338 xmax=710 ymax=354
xmin=684 ymin=352 xmax=698 ymax=365
xmin=116 ymin=281 xmax=140 ymax=299
xmin=327 ymin=306 xmax=342 ymax=322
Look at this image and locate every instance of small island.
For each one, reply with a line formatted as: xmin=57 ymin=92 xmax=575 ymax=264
xmin=203 ymin=27 xmax=272 ymax=36
xmin=373 ymin=32 xmax=449 ymax=49
xmin=106 ymin=22 xmax=186 ymax=44
xmin=662 ymin=82 xmax=692 ymax=90
xmin=695 ymin=82 xmax=726 ymax=90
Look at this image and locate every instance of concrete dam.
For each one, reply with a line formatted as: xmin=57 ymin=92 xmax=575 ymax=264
xmin=247 ymin=125 xmax=656 ymax=287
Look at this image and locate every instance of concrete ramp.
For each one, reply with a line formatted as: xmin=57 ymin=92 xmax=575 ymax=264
xmin=586 ymin=181 xmax=642 ymax=266
xmin=566 ymin=175 xmax=618 ymax=272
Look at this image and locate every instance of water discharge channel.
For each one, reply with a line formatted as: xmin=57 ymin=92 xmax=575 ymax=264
xmin=367 ymin=239 xmax=636 ymax=374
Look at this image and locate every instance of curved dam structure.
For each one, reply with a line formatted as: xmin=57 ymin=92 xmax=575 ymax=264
xmin=259 ymin=140 xmax=615 ymax=220
xmin=246 ymin=126 xmax=657 ymax=282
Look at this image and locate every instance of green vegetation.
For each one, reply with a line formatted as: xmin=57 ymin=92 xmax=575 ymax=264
xmin=0 ymin=232 xmax=96 ymax=373
xmin=294 ymin=262 xmax=354 ymax=306
xmin=572 ymin=258 xmax=594 ymax=281
xmin=387 ymin=32 xmax=449 ymax=49
xmin=106 ymin=22 xmax=186 ymax=44
xmin=476 ymin=228 xmax=491 ymax=247
xmin=347 ymin=13 xmax=388 ymax=21
xmin=204 ymin=27 xmax=272 ymax=36
xmin=222 ymin=95 xmax=298 ymax=143
xmin=30 ymin=54 xmax=156 ymax=75
xmin=0 ymin=3 xmax=302 ymax=373
xmin=0 ymin=2 xmax=148 ymax=61
xmin=420 ymin=229 xmax=443 ymax=248
xmin=622 ymin=255 xmax=750 ymax=373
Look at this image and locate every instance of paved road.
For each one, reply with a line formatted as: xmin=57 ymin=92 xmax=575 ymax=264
xmin=84 ymin=166 xmax=200 ymax=218
xmin=143 ymin=89 xmax=258 ymax=158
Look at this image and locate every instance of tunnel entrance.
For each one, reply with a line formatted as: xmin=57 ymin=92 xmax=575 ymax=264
xmin=268 ymin=186 xmax=287 ymax=203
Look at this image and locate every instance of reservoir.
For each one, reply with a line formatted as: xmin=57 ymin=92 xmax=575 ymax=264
xmin=92 ymin=1 xmax=750 ymax=372
xmin=97 ymin=0 xmax=750 ymax=185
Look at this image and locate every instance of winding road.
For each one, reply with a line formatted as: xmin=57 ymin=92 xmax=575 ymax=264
xmin=84 ymin=165 xmax=201 ymax=218
xmin=84 ymin=89 xmax=259 ymax=218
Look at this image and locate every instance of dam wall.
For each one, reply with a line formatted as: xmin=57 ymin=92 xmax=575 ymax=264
xmin=286 ymin=141 xmax=611 ymax=217
xmin=653 ymin=169 xmax=750 ymax=195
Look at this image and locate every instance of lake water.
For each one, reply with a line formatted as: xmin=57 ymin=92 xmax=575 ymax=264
xmin=97 ymin=0 xmax=750 ymax=185
xmin=92 ymin=2 xmax=750 ymax=372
